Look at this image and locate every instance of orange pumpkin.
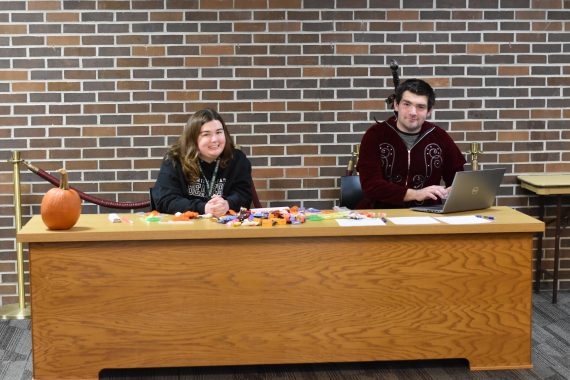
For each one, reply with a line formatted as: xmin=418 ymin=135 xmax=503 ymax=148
xmin=41 ymin=168 xmax=82 ymax=230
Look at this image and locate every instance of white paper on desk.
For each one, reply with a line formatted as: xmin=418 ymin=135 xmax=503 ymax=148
xmin=387 ymin=217 xmax=440 ymax=225
xmin=435 ymin=215 xmax=491 ymax=225
xmin=336 ymin=218 xmax=386 ymax=227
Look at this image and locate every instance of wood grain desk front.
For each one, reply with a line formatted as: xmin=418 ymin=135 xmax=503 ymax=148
xmin=518 ymin=174 xmax=570 ymax=303
xmin=18 ymin=207 xmax=544 ymax=380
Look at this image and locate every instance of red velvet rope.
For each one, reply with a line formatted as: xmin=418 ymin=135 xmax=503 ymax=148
xmin=23 ymin=161 xmax=150 ymax=210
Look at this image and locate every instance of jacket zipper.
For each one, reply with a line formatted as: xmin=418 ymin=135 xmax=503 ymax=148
xmin=398 ymin=126 xmax=435 ymax=187
xmin=405 ymin=150 xmax=411 ymax=187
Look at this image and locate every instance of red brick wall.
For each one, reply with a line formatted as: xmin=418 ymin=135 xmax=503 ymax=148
xmin=1 ymin=0 xmax=569 ymax=305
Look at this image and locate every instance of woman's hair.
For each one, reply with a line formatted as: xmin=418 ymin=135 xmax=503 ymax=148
xmin=167 ymin=108 xmax=235 ymax=183
xmin=395 ymin=78 xmax=436 ymax=110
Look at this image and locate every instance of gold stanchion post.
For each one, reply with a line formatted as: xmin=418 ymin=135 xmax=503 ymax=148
xmin=468 ymin=142 xmax=482 ymax=171
xmin=0 ymin=151 xmax=31 ymax=319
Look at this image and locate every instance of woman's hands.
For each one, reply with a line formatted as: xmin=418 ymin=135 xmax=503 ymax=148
xmin=205 ymin=195 xmax=230 ymax=217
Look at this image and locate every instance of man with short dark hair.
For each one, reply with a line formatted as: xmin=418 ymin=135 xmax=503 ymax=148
xmin=356 ymin=79 xmax=466 ymax=209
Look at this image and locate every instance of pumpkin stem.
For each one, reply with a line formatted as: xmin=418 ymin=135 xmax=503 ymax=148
xmin=57 ymin=168 xmax=69 ymax=190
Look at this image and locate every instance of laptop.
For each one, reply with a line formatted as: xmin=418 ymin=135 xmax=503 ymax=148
xmin=410 ymin=168 xmax=506 ymax=214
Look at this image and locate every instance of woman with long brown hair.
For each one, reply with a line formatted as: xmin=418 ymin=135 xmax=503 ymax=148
xmin=152 ymin=108 xmax=252 ymax=217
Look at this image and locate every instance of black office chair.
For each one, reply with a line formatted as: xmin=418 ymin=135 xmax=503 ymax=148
xmin=149 ymin=188 xmax=156 ymax=211
xmin=251 ymin=181 xmax=262 ymax=208
xmin=339 ymin=175 xmax=364 ymax=209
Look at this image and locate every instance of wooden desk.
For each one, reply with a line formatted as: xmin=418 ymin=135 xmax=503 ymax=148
xmin=518 ymin=174 xmax=570 ymax=303
xmin=18 ymin=207 xmax=543 ymax=380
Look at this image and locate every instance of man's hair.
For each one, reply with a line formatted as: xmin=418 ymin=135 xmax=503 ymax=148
xmin=395 ymin=79 xmax=436 ymax=110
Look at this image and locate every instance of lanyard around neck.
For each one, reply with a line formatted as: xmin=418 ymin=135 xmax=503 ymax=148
xmin=199 ymin=158 xmax=220 ymax=198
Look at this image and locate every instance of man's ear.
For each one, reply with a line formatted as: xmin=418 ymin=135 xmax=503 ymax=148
xmin=426 ymin=109 xmax=432 ymax=118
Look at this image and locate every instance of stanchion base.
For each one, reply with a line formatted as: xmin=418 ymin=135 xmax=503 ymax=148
xmin=0 ymin=303 xmax=30 ymax=320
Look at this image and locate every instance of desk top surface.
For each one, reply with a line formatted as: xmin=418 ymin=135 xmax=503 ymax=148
xmin=518 ymin=174 xmax=570 ymax=195
xmin=18 ymin=206 xmax=543 ymax=243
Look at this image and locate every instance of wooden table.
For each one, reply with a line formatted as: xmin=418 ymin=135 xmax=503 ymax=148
xmin=18 ymin=207 xmax=543 ymax=380
xmin=518 ymin=174 xmax=570 ymax=303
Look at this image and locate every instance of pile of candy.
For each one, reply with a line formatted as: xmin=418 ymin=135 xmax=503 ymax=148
xmin=172 ymin=211 xmax=199 ymax=221
xmin=347 ymin=211 xmax=386 ymax=219
xmin=142 ymin=206 xmax=307 ymax=226
xmin=144 ymin=210 xmax=162 ymax=222
xmin=142 ymin=207 xmax=384 ymax=226
xmin=143 ymin=210 xmax=205 ymax=223
xmin=218 ymin=206 xmax=306 ymax=227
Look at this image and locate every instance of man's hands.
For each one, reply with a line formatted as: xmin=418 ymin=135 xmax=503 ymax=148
xmin=205 ymin=195 xmax=230 ymax=217
xmin=404 ymin=185 xmax=450 ymax=203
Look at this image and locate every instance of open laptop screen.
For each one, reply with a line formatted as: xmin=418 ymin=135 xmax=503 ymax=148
xmin=410 ymin=168 xmax=506 ymax=214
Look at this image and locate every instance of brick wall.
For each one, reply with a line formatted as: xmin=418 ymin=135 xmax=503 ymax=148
xmin=1 ymin=0 xmax=569 ymax=306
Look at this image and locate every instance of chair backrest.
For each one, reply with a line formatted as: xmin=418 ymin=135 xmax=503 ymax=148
xmin=234 ymin=145 xmax=262 ymax=208
xmin=251 ymin=181 xmax=262 ymax=208
xmin=339 ymin=175 xmax=364 ymax=209
xmin=149 ymin=188 xmax=156 ymax=211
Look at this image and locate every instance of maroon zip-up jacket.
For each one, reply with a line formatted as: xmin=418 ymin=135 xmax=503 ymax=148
xmin=356 ymin=116 xmax=466 ymax=209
